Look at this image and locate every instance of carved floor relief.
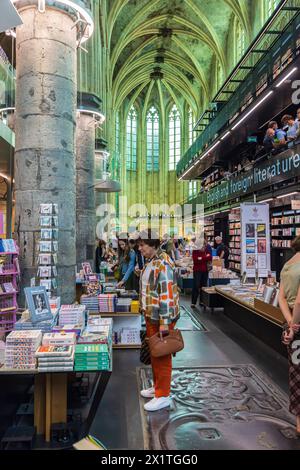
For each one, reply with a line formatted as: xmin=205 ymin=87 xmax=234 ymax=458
xmin=138 ymin=365 xmax=300 ymax=450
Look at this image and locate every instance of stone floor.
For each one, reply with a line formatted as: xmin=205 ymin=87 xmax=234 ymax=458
xmin=91 ymin=297 xmax=292 ymax=450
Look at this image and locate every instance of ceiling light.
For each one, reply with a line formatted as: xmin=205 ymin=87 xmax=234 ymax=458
xmin=277 ymin=192 xmax=299 ymax=199
xmin=0 ymin=107 xmax=15 ymax=113
xmin=200 ymin=140 xmax=221 ymax=160
xmin=12 ymin=0 xmax=94 ymax=42
xmin=276 ymin=67 xmax=298 ymax=88
xmin=259 ymin=198 xmax=274 ymax=204
xmin=77 ymin=109 xmax=105 ymax=123
xmin=231 ymin=91 xmax=273 ymax=131
xmin=221 ymin=131 xmax=231 ymax=141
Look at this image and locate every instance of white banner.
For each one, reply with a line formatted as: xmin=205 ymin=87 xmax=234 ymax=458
xmin=240 ymin=203 xmax=271 ymax=278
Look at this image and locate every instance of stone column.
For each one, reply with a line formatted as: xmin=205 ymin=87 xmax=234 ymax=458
xmin=14 ymin=5 xmax=78 ymax=303
xmin=75 ymin=111 xmax=96 ymax=268
xmin=95 ymin=150 xmax=107 ymax=210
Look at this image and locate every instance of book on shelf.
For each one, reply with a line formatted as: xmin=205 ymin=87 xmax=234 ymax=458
xmin=2 ymin=282 xmax=15 ymax=293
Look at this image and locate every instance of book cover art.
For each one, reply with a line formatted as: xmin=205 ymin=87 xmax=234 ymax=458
xmin=35 ymin=345 xmax=73 ymax=357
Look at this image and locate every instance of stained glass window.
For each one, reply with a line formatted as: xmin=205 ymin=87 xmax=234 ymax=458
xmin=126 ymin=106 xmax=137 ymax=171
xmin=146 ymin=106 xmax=160 ymax=172
xmin=169 ymin=104 xmax=181 ymax=171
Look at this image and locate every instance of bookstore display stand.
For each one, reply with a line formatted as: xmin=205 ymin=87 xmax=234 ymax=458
xmin=0 ymin=241 xmax=20 ymax=334
xmin=0 ymin=367 xmax=112 ymax=448
xmin=89 ymin=309 xmax=142 ymax=349
xmin=37 ymin=204 xmax=59 ymax=296
xmin=228 ymin=209 xmax=241 ymax=272
xmin=270 ymin=205 xmax=300 ymax=278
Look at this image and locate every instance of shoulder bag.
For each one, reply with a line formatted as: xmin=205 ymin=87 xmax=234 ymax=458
xmin=148 ymin=329 xmax=184 ymax=358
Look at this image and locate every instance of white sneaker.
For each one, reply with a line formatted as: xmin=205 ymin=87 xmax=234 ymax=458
xmin=144 ymin=397 xmax=171 ymax=412
xmin=140 ymin=387 xmax=155 ymax=398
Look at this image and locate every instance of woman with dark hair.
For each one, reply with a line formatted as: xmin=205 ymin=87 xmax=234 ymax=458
xmin=129 ymin=236 xmax=144 ymax=292
xmin=138 ymin=230 xmax=180 ymax=412
xmin=115 ymin=235 xmax=136 ymax=290
xmin=279 ymin=236 xmax=300 ymax=435
xmin=191 ymin=237 xmax=212 ymax=308
xmin=95 ymin=239 xmax=108 ymax=274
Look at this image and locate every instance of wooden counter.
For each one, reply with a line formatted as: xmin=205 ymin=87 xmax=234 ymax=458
xmin=214 ymin=287 xmax=286 ymax=356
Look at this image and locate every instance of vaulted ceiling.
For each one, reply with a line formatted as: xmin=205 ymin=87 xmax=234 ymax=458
xmin=108 ymin=0 xmax=253 ymax=115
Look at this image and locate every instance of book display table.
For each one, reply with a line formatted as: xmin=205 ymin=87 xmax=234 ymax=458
xmin=214 ymin=286 xmax=286 ymax=356
xmin=0 ymin=367 xmax=111 ymax=448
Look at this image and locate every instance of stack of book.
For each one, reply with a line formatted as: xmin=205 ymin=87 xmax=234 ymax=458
xmin=115 ymin=298 xmax=131 ymax=312
xmin=74 ymin=343 xmax=111 ymax=371
xmin=42 ymin=332 xmax=76 ymax=347
xmin=14 ymin=317 xmax=55 ymax=333
xmin=59 ymin=304 xmax=86 ymax=326
xmin=52 ymin=324 xmax=83 ymax=339
xmin=5 ymin=330 xmax=42 ymax=370
xmin=79 ymin=316 xmax=112 ymax=345
xmin=80 ymin=295 xmax=99 ymax=312
xmin=98 ymin=294 xmax=116 ymax=313
xmin=14 ymin=309 xmax=58 ymax=332
xmin=35 ymin=344 xmax=75 ymax=372
xmin=0 ymin=340 xmax=5 ymax=366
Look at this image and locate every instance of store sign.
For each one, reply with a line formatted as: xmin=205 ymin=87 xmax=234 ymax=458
xmin=240 ymin=203 xmax=271 ymax=278
xmin=197 ymin=145 xmax=300 ymax=209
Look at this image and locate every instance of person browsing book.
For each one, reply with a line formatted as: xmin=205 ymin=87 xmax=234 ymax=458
xmin=138 ymin=229 xmax=180 ymax=412
xmin=215 ymin=236 xmax=229 ymax=268
xmin=115 ymin=235 xmax=136 ymax=290
xmin=95 ymin=239 xmax=108 ymax=274
xmin=191 ymin=238 xmax=212 ymax=308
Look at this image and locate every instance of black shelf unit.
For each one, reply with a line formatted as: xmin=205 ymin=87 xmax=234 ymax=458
xmin=270 ymin=205 xmax=299 ymax=279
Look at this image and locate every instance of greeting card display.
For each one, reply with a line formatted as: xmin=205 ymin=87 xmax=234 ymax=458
xmin=37 ymin=204 xmax=58 ymax=296
xmin=0 ymin=240 xmax=20 ymax=333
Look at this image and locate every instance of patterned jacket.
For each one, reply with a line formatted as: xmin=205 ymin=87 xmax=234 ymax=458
xmin=139 ymin=250 xmax=180 ymax=325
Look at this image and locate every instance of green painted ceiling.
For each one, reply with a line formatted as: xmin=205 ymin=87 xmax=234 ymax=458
xmin=108 ymin=0 xmax=255 ymax=113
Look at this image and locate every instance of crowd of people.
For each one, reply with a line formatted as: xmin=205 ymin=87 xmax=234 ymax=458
xmin=94 ymin=230 xmax=229 ymax=412
xmin=263 ymin=109 xmax=300 ymax=154
xmin=95 ymin=232 xmax=229 ymax=305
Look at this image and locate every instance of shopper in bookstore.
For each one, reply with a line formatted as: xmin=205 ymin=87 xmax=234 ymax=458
xmin=95 ymin=239 xmax=108 ymax=274
xmin=138 ymin=229 xmax=180 ymax=412
xmin=215 ymin=236 xmax=230 ymax=268
xmin=129 ymin=235 xmax=144 ymax=292
xmin=191 ymin=237 xmax=212 ymax=309
xmin=279 ymin=236 xmax=300 ymax=434
xmin=114 ymin=235 xmax=136 ymax=290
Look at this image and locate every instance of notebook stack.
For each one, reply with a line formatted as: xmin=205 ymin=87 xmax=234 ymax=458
xmin=74 ymin=343 xmax=111 ymax=371
xmin=5 ymin=330 xmax=42 ymax=370
xmin=59 ymin=304 xmax=86 ymax=327
xmin=98 ymin=294 xmax=116 ymax=313
xmin=80 ymin=295 xmax=99 ymax=313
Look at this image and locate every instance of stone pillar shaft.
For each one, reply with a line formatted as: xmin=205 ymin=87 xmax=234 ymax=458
xmin=76 ymin=112 xmax=96 ymax=268
xmin=15 ymin=6 xmax=77 ymax=303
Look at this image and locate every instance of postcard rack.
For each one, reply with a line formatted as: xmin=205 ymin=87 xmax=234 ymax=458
xmin=37 ymin=204 xmax=59 ymax=297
